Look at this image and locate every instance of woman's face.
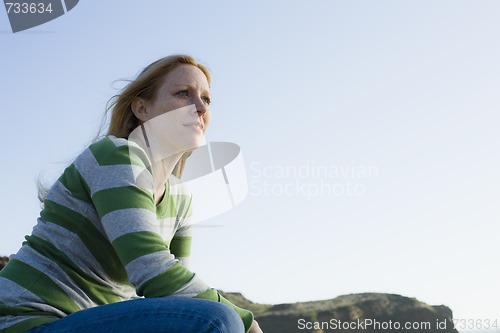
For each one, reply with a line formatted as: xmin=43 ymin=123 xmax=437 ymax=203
xmin=134 ymin=64 xmax=211 ymax=158
xmin=146 ymin=64 xmax=211 ymax=127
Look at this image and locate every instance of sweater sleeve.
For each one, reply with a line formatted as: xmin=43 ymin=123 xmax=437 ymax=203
xmin=170 ymin=223 xmax=192 ymax=268
xmin=81 ymin=137 xmax=254 ymax=331
xmin=168 ymin=185 xmax=193 ymax=268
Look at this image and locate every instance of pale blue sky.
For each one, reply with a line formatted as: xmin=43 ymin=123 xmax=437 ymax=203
xmin=1 ymin=0 xmax=499 ymax=324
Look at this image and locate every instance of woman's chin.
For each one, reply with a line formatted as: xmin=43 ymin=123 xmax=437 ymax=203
xmin=179 ymin=136 xmax=206 ymax=153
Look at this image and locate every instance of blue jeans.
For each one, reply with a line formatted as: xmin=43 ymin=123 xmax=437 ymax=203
xmin=26 ymin=297 xmax=245 ymax=333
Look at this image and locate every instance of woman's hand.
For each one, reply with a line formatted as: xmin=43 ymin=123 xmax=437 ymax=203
xmin=248 ymin=320 xmax=263 ymax=333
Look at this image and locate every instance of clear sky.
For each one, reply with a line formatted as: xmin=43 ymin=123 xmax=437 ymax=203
xmin=1 ymin=0 xmax=499 ymax=325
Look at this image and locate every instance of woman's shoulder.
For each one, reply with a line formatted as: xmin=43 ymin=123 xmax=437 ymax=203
xmin=87 ymin=135 xmax=130 ymax=156
xmin=83 ymin=135 xmax=150 ymax=167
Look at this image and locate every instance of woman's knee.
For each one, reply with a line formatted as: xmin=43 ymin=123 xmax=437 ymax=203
xmin=200 ymin=301 xmax=245 ymax=333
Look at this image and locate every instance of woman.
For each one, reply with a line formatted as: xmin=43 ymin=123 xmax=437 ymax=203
xmin=0 ymin=55 xmax=263 ymax=333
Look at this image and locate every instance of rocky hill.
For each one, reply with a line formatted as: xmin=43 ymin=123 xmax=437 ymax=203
xmin=221 ymin=291 xmax=457 ymax=333
xmin=1 ymin=257 xmax=457 ymax=332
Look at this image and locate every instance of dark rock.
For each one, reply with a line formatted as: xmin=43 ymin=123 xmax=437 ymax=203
xmin=0 ymin=256 xmax=8 ymax=271
xmin=221 ymin=292 xmax=458 ymax=333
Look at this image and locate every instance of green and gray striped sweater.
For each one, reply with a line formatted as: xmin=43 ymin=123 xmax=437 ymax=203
xmin=0 ymin=136 xmax=253 ymax=332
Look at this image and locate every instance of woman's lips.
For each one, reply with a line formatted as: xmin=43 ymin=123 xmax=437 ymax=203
xmin=184 ymin=122 xmax=203 ymax=133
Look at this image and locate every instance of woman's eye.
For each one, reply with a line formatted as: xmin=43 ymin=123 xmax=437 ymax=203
xmin=202 ymin=96 xmax=211 ymax=105
xmin=176 ymin=90 xmax=210 ymax=105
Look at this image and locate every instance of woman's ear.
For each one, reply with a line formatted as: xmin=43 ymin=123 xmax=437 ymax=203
xmin=131 ymin=97 xmax=149 ymax=122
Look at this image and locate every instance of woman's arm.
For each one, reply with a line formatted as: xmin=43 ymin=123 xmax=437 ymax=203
xmin=169 ymin=227 xmax=192 ymax=268
xmin=169 ymin=190 xmax=193 ymax=268
xmin=85 ymin=137 xmax=254 ymax=331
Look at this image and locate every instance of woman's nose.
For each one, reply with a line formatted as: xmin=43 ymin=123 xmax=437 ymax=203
xmin=194 ymin=98 xmax=208 ymax=116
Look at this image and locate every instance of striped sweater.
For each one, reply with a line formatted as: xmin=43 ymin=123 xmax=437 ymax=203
xmin=0 ymin=136 xmax=253 ymax=332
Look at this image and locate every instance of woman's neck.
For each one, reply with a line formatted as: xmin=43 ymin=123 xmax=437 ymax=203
xmin=151 ymin=153 xmax=183 ymax=205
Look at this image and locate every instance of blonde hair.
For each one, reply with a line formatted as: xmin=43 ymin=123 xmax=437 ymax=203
xmin=106 ymin=55 xmax=211 ymax=177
